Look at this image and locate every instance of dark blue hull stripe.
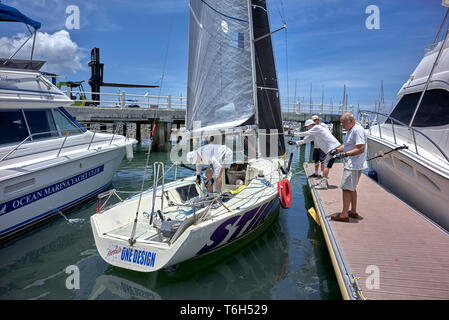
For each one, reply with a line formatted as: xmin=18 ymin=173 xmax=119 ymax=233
xmin=0 ymin=165 xmax=104 ymax=216
xmin=0 ymin=182 xmax=110 ymax=237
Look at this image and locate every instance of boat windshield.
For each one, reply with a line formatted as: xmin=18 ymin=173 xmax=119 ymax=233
xmin=388 ymin=89 xmax=449 ymax=127
xmin=0 ymin=107 xmax=85 ymax=145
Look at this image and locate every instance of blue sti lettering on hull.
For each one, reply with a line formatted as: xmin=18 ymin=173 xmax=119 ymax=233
xmin=120 ymin=246 xmax=157 ymax=267
xmin=196 ymin=199 xmax=277 ymax=256
xmin=0 ymin=165 xmax=104 ymax=216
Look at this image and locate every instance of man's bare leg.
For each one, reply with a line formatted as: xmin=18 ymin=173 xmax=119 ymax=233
xmin=206 ymin=167 xmax=213 ymax=193
xmin=350 ymin=190 xmax=357 ymax=215
xmin=216 ymin=168 xmax=224 ymax=193
xmin=323 ymin=167 xmax=330 ymax=179
xmin=341 ymin=190 xmax=352 ymax=218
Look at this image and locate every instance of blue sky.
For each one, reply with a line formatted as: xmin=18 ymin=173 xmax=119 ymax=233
xmin=1 ymin=0 xmax=447 ymax=112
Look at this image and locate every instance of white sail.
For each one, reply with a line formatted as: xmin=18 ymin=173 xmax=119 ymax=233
xmin=186 ymin=0 xmax=255 ymax=132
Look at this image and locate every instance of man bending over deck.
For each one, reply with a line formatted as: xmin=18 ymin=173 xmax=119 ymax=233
xmin=330 ymin=113 xmax=368 ymax=222
xmin=186 ymin=144 xmax=233 ymax=193
xmin=288 ymin=119 xmax=341 ymax=189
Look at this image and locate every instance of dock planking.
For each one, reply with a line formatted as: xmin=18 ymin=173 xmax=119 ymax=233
xmin=304 ymin=163 xmax=449 ymax=300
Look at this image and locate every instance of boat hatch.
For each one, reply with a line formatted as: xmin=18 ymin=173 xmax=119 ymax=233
xmin=176 ymin=184 xmax=199 ymax=202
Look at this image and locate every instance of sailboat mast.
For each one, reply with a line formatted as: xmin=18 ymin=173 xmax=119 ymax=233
xmin=248 ymin=0 xmax=260 ymax=156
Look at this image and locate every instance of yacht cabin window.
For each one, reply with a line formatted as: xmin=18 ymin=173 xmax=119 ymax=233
xmin=23 ymin=109 xmax=58 ymax=139
xmin=52 ymin=108 xmax=83 ymax=135
xmin=0 ymin=108 xmax=84 ymax=145
xmin=0 ymin=110 xmax=29 ymax=144
xmin=388 ymin=89 xmax=449 ymax=127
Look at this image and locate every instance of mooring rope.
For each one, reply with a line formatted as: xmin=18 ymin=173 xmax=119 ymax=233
xmin=366 ymin=145 xmax=408 ymax=162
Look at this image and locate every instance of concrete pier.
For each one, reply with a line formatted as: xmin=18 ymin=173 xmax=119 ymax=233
xmin=66 ymin=106 xmax=185 ymax=151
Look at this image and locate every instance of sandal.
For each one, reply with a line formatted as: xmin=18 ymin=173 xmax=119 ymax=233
xmin=349 ymin=212 xmax=360 ymax=219
xmin=331 ymin=214 xmax=349 ymax=222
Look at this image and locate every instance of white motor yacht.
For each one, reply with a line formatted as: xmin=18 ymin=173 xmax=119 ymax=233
xmin=364 ymin=5 xmax=449 ymax=231
xmin=0 ymin=4 xmax=136 ymax=242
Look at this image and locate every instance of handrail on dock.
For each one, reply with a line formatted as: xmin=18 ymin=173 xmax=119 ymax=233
xmin=63 ymin=88 xmax=354 ymax=115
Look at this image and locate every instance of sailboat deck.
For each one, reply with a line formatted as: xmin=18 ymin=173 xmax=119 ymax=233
xmin=108 ymin=221 xmax=156 ymax=241
xmin=305 ymin=163 xmax=449 ymax=300
xmin=104 ymin=205 xmax=194 ymax=243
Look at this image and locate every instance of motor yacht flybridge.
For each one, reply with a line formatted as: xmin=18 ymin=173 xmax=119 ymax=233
xmin=0 ymin=3 xmax=137 ymax=242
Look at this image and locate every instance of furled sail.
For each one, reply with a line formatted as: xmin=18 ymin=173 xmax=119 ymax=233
xmin=186 ymin=0 xmax=255 ymax=132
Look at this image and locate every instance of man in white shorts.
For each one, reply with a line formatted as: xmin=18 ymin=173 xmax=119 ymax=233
xmin=186 ymin=144 xmax=233 ymax=193
xmin=288 ymin=118 xmax=341 ymax=189
xmin=331 ymin=113 xmax=368 ymax=222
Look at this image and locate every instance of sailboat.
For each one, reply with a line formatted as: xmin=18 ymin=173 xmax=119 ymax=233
xmin=90 ymin=0 xmax=293 ymax=272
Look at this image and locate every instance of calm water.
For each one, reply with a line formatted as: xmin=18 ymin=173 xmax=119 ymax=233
xmin=0 ymin=142 xmax=341 ymax=300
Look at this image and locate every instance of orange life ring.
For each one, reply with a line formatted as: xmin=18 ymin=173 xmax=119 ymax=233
xmin=277 ymin=179 xmax=292 ymax=209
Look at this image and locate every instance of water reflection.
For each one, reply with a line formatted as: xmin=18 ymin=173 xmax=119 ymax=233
xmin=88 ymin=217 xmax=290 ymax=300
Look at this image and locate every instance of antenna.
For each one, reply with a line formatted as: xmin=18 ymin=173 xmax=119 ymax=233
xmin=293 ymin=80 xmax=297 ymax=112
xmin=321 ymin=86 xmax=324 ymax=105
xmin=309 ymin=83 xmax=313 ymax=114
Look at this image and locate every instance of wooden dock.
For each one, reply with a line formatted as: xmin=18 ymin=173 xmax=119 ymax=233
xmin=304 ymin=163 xmax=449 ymax=300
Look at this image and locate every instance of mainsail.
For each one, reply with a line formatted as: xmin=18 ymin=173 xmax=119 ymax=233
xmin=187 ymin=0 xmax=254 ymax=132
xmin=252 ymin=0 xmax=286 ymax=157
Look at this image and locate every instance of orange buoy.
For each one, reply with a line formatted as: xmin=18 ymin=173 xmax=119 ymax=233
xmin=278 ymin=179 xmax=292 ymax=209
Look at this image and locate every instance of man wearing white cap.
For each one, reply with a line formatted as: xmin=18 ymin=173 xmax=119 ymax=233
xmin=309 ymin=115 xmax=330 ymax=178
xmin=288 ymin=118 xmax=341 ymax=189
xmin=186 ymin=144 xmax=233 ymax=193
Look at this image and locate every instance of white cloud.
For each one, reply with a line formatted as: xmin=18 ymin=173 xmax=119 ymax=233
xmin=0 ymin=30 xmax=86 ymax=75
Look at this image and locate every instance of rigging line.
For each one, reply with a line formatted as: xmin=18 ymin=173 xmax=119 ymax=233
xmin=279 ymin=0 xmax=287 ymax=25
xmin=284 ymin=19 xmax=289 ymax=115
xmin=200 ymin=0 xmax=249 ymax=23
xmin=156 ymin=0 xmax=177 ymax=109
xmin=189 ymin=2 xmax=203 ymax=29
xmin=129 ymin=0 xmax=177 ymax=245
xmin=276 ymin=0 xmax=289 ymax=115
xmin=434 ymin=8 xmax=449 ymax=45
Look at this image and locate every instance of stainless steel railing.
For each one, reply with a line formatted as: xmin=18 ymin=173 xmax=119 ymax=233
xmin=0 ymin=123 xmax=129 ymax=165
xmin=64 ymin=88 xmax=354 ymax=115
xmin=359 ymin=110 xmax=449 ymax=164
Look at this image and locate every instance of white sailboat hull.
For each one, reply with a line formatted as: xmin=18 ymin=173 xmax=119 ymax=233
xmin=91 ymin=158 xmax=290 ymax=272
xmin=92 ymin=196 xmax=280 ymax=272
